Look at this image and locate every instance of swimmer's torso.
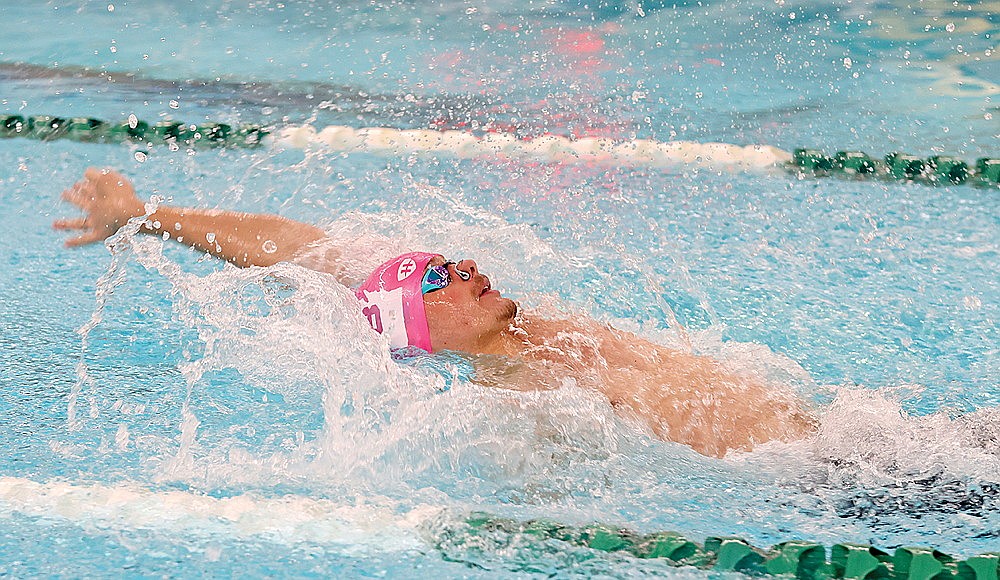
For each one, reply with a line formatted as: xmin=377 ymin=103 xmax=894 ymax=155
xmin=488 ymin=315 xmax=816 ymax=458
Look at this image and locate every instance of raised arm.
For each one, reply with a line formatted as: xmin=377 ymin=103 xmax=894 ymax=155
xmin=55 ymin=168 xmax=329 ymax=268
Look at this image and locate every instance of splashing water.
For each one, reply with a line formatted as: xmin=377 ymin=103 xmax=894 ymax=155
xmin=1 ymin=0 xmax=997 ymax=574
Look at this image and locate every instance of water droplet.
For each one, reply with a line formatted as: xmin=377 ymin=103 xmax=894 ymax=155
xmin=262 ymin=240 xmax=278 ymax=254
xmin=206 ymin=232 xmax=216 ymax=243
xmin=963 ymin=296 xmax=982 ymax=310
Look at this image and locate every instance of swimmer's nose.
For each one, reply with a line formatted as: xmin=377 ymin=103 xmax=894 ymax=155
xmin=454 ymin=259 xmax=477 ymax=281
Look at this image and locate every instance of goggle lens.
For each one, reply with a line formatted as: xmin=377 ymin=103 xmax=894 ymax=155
xmin=421 ymin=261 xmax=472 ymax=294
xmin=422 ymin=263 xmax=453 ymax=294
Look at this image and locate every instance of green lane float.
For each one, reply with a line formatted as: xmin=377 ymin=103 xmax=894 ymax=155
xmin=438 ymin=513 xmax=1000 ymax=578
xmin=793 ymin=148 xmax=998 ymax=187
xmin=0 ymin=114 xmax=267 ymax=148
xmin=1 ymin=113 xmax=996 ymax=188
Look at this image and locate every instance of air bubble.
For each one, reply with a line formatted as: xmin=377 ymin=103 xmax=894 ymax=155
xmin=945 ymin=22 xmax=955 ymax=32
xmin=134 ymin=151 xmax=147 ymax=163
xmin=169 ymin=100 xmax=179 ymax=109
xmin=206 ymin=232 xmax=216 ymax=243
xmin=262 ymin=240 xmax=278 ymax=254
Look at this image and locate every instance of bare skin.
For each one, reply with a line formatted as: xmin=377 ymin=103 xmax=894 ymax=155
xmin=56 ymin=168 xmax=817 ymax=458
xmin=55 ymin=168 xmax=330 ymax=271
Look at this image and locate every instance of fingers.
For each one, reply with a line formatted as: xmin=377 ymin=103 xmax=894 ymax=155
xmin=54 ymin=216 xmax=102 ymax=247
xmin=84 ymin=166 xmax=111 ymax=181
xmin=84 ymin=166 xmax=128 ymax=189
xmin=64 ymin=230 xmax=105 ymax=248
xmin=61 ymin=179 xmax=94 ymax=206
xmin=63 ymin=167 xmax=113 ymax=203
xmin=57 ymin=169 xmax=117 ymax=249
xmin=52 ymin=217 xmax=88 ymax=231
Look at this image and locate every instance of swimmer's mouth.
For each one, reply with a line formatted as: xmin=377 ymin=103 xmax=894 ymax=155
xmin=480 ymin=278 xmax=493 ymax=297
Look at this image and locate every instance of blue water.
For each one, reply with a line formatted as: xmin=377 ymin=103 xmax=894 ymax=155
xmin=1 ymin=0 xmax=998 ymax=577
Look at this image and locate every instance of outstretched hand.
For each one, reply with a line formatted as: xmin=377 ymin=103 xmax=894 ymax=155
xmin=54 ymin=168 xmax=146 ymax=247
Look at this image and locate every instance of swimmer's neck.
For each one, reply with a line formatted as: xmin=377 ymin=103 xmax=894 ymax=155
xmin=476 ymin=314 xmax=584 ymax=359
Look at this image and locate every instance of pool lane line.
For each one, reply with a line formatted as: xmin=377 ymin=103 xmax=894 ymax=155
xmin=1 ymin=475 xmax=997 ymax=577
xmin=2 ymin=114 xmax=998 ymax=187
xmin=446 ymin=513 xmax=1000 ymax=579
xmin=0 ymin=475 xmax=436 ymax=550
xmin=792 ymin=149 xmax=1000 ymax=189
xmin=273 ymin=123 xmax=792 ymax=171
xmin=0 ymin=114 xmax=268 ymax=148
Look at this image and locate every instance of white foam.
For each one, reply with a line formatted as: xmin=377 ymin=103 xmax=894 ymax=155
xmin=0 ymin=476 xmax=442 ymax=552
xmin=270 ymin=124 xmax=793 ymax=172
xmin=808 ymin=388 xmax=1000 ymax=484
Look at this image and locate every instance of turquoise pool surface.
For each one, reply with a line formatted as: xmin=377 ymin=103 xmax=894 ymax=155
xmin=1 ymin=0 xmax=997 ymax=577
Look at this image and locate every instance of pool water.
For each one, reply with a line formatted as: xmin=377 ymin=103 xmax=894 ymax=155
xmin=1 ymin=0 xmax=997 ymax=576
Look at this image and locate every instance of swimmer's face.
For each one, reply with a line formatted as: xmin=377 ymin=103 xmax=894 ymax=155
xmin=422 ymin=256 xmax=518 ymax=353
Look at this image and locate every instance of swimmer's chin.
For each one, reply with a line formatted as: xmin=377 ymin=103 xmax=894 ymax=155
xmin=484 ymin=291 xmax=518 ymax=321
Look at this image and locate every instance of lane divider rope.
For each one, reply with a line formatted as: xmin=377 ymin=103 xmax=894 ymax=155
xmin=2 ymin=114 xmax=997 ymax=186
xmin=272 ymin=122 xmax=793 ymax=171
xmin=443 ymin=513 xmax=1000 ymax=578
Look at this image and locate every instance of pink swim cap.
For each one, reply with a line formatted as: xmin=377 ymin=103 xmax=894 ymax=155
xmin=355 ymin=252 xmax=439 ymax=352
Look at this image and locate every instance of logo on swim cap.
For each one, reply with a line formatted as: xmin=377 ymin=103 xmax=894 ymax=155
xmin=397 ymin=257 xmax=418 ymax=282
xmin=355 ymin=252 xmax=439 ymax=352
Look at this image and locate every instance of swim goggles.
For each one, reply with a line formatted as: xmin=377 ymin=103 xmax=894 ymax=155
xmin=421 ymin=261 xmax=471 ymax=294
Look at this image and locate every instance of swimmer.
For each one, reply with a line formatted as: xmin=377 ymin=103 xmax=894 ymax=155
xmin=55 ymin=168 xmax=817 ymax=458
